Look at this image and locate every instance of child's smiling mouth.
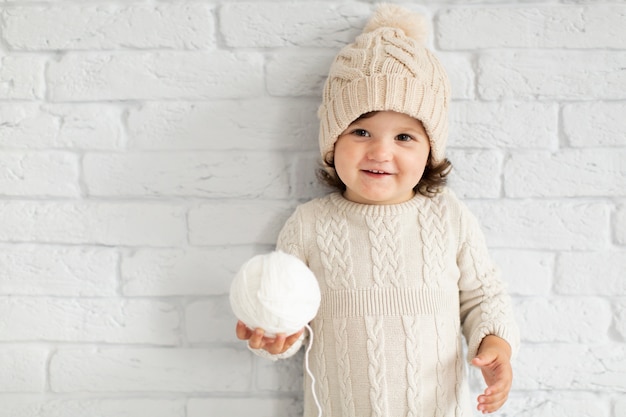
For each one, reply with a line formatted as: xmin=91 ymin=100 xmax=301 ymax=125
xmin=363 ymin=169 xmax=393 ymax=176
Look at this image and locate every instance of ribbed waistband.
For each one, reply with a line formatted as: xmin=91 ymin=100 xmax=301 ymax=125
xmin=318 ymin=287 xmax=458 ymax=318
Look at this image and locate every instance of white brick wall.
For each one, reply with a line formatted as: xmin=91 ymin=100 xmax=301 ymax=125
xmin=0 ymin=1 xmax=624 ymax=416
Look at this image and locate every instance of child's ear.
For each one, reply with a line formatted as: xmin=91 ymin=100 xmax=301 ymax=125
xmin=324 ymin=151 xmax=335 ymax=168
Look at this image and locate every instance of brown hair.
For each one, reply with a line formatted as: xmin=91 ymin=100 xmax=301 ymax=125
xmin=317 ymin=112 xmax=453 ymax=198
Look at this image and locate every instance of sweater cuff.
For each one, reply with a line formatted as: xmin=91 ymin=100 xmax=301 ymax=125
xmin=467 ymin=322 xmax=520 ymax=362
xmin=247 ymin=331 xmax=306 ymax=361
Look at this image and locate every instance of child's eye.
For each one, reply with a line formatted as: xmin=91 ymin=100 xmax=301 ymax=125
xmin=396 ymin=134 xmax=413 ymax=142
xmin=353 ymin=129 xmax=370 ymax=137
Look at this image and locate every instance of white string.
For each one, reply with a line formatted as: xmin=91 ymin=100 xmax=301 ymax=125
xmin=304 ymin=324 xmax=322 ymax=417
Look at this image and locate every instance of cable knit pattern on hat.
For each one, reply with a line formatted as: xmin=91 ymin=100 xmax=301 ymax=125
xmin=318 ymin=4 xmax=451 ymax=164
xmin=270 ymin=189 xmax=519 ymax=417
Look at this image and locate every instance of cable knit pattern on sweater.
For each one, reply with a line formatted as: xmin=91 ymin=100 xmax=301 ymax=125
xmin=333 ymin=317 xmax=355 ymax=416
xmin=367 ymin=215 xmax=406 ymax=288
xmin=273 ymin=189 xmax=519 ymax=417
xmin=315 ymin=197 xmax=354 ymax=290
xmin=401 ymin=315 xmax=422 ymax=417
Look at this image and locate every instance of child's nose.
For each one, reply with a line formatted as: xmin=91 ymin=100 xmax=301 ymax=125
xmin=367 ymin=139 xmax=393 ymax=161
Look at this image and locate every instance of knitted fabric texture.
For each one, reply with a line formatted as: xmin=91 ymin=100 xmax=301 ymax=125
xmin=318 ymin=4 xmax=451 ymax=164
xmin=271 ymin=190 xmax=520 ymax=417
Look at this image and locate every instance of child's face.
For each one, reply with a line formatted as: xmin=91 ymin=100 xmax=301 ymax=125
xmin=334 ymin=111 xmax=430 ymax=205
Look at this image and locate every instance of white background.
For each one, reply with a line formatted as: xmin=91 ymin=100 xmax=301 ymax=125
xmin=0 ymin=1 xmax=625 ymax=416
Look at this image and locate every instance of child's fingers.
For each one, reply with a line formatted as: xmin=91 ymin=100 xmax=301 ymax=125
xmin=477 ymin=390 xmax=508 ymax=414
xmin=248 ymin=328 xmax=266 ymax=349
xmin=238 ymin=326 xmax=305 ymax=354
xmin=235 ymin=321 xmax=253 ymax=340
xmin=285 ymin=328 xmax=304 ymax=345
xmin=266 ymin=333 xmax=287 ymax=354
xmin=477 ymin=381 xmax=510 ymax=413
xmin=471 ymin=351 xmax=498 ymax=368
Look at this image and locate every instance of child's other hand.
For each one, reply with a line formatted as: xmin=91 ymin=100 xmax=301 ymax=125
xmin=471 ymin=335 xmax=513 ymax=414
xmin=235 ymin=320 xmax=304 ymax=355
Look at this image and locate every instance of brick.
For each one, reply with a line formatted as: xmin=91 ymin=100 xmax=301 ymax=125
xmin=556 ymin=251 xmax=626 ymax=296
xmin=514 ymin=343 xmax=607 ymax=390
xmin=585 ymin=345 xmax=626 ymax=391
xmin=47 ymin=52 xmax=265 ymax=101
xmin=0 ymin=201 xmax=186 ymax=247
xmin=500 ymin=391 xmax=610 ymax=417
xmin=478 ymin=50 xmax=626 ymax=100
xmin=438 ymin=6 xmax=626 ymax=49
xmin=256 ymin=349 xmax=304 ymax=393
xmin=0 ymin=297 xmax=179 ymax=345
xmin=449 ymin=101 xmax=557 ymax=150
xmin=126 ymin=99 xmax=319 ymax=151
xmin=491 ymin=249 xmax=554 ymax=296
xmin=0 ymin=347 xmax=47 ymax=392
xmin=2 ymin=4 xmax=214 ymax=51
xmin=0 ymin=55 xmax=46 ymax=99
xmin=466 ymin=200 xmax=610 ymax=250
xmin=434 ymin=51 xmax=476 ymax=100
xmin=121 ymin=247 xmax=261 ymax=296
xmin=186 ymin=297 xmax=238 ymax=344
xmin=447 ymin=150 xmax=502 ymax=199
xmin=514 ymin=297 xmax=611 ymax=343
xmin=615 ymin=298 xmax=626 ymax=342
xmin=189 ymin=201 xmax=295 ymax=246
xmin=50 ymin=347 xmax=252 ymax=392
xmin=616 ymin=397 xmax=626 ymax=417
xmin=504 ymin=149 xmax=626 ymax=198
xmin=290 ymin=152 xmax=331 ymax=201
xmin=188 ymin=398 xmax=301 ymax=417
xmin=0 ymin=396 xmax=41 ymax=417
xmin=0 ymin=104 xmax=123 ymax=150
xmin=267 ymin=50 xmax=335 ymax=97
xmin=564 ymin=102 xmax=626 ymax=147
xmin=0 ymin=245 xmax=117 ymax=296
xmin=43 ymin=104 xmax=124 ymax=149
xmin=40 ymin=398 xmax=185 ymax=417
xmin=438 ymin=53 xmax=475 ymax=100
xmin=220 ymin=2 xmax=367 ymax=48
xmin=0 ymin=151 xmax=80 ymax=197
xmin=617 ymin=205 xmax=626 ymax=245
xmin=83 ymin=151 xmax=291 ymax=199
xmin=0 ymin=397 xmax=186 ymax=417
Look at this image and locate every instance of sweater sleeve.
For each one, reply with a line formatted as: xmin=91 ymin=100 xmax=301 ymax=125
xmin=248 ymin=206 xmax=308 ymax=361
xmin=276 ymin=205 xmax=307 ymax=261
xmin=456 ymin=200 xmax=520 ymax=361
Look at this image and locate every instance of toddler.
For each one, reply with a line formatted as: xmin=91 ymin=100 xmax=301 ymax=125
xmin=236 ymin=4 xmax=519 ymax=416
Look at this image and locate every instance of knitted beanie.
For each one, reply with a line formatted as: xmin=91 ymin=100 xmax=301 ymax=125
xmin=318 ymin=4 xmax=451 ymax=164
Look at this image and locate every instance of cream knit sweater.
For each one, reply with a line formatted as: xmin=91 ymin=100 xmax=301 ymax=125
xmin=268 ymin=189 xmax=519 ymax=417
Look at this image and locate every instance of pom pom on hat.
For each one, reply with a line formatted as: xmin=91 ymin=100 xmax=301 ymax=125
xmin=363 ymin=3 xmax=429 ymax=45
xmin=318 ymin=3 xmax=451 ymax=165
xmin=229 ymin=251 xmax=321 ymax=338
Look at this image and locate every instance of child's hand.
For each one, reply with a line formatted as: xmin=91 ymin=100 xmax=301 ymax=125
xmin=235 ymin=321 xmax=304 ymax=355
xmin=471 ymin=335 xmax=513 ymax=414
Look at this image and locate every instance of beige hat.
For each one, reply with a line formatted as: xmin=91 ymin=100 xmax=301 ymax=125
xmin=318 ymin=3 xmax=451 ymax=164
